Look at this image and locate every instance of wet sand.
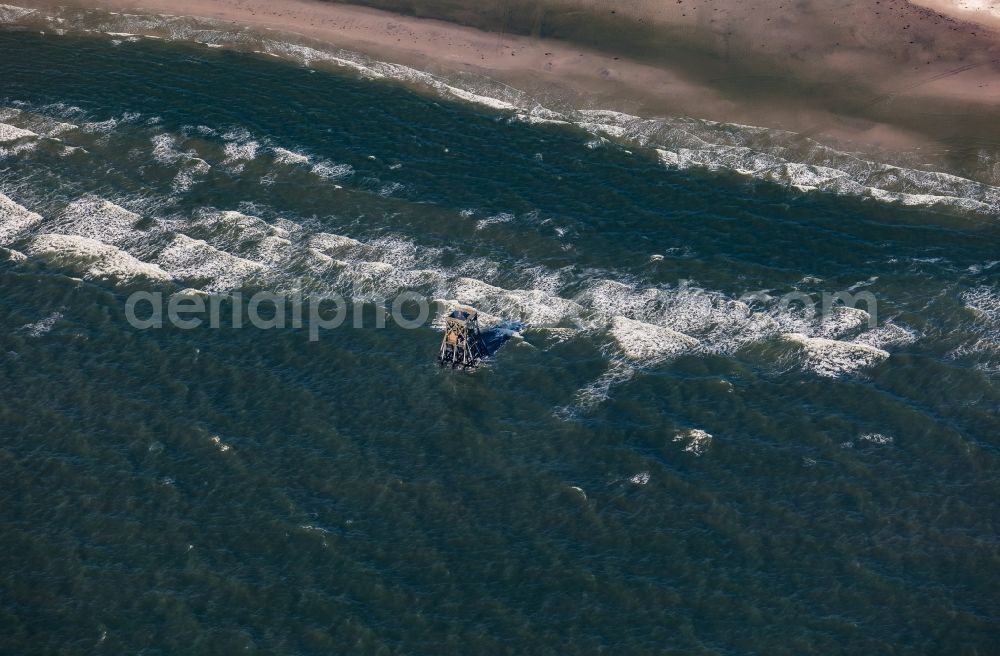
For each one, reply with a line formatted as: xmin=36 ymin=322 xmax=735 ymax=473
xmin=17 ymin=0 xmax=1000 ymax=182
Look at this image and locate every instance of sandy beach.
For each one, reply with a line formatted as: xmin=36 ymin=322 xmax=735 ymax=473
xmin=14 ymin=0 xmax=1000 ymax=182
xmin=911 ymin=0 xmax=1000 ymax=31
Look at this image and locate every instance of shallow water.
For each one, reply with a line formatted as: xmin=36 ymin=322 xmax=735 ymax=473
xmin=1 ymin=23 xmax=999 ymax=655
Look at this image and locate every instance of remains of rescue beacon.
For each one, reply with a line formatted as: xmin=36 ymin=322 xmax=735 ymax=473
xmin=438 ymin=305 xmax=487 ymax=368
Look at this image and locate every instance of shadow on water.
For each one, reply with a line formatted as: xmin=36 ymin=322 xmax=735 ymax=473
xmin=481 ymin=320 xmax=527 ymax=357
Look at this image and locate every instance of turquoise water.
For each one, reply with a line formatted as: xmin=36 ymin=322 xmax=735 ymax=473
xmin=1 ymin=25 xmax=999 ymax=655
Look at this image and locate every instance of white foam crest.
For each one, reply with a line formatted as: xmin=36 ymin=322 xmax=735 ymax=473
xmin=27 ymin=233 xmax=170 ymax=284
xmin=261 ymin=39 xmax=530 ymax=113
xmin=576 ymin=110 xmax=634 ymax=139
xmin=656 ymin=149 xmax=680 ymax=167
xmin=0 ymin=123 xmax=36 ymax=142
xmin=42 ymin=121 xmax=77 ymax=137
xmin=866 ymin=187 xmax=991 ymax=213
xmin=310 ymin=161 xmax=353 ymax=180
xmin=189 ymin=209 xmax=289 ymax=247
xmin=705 ymin=305 xmax=784 ymax=354
xmin=966 ymin=260 xmax=999 ymax=275
xmin=0 ymin=105 xmax=81 ymax=148
xmin=85 ymin=9 xmax=245 ymax=44
xmin=377 ymin=182 xmax=404 ymax=197
xmin=451 ymin=276 xmax=583 ymax=326
xmin=291 ymin=233 xmax=425 ymax=295
xmin=954 ymin=286 xmax=1000 ymax=362
xmin=81 ymin=112 xmax=140 ymax=134
xmin=522 ymin=265 xmax=568 ymax=295
xmin=628 ymin=471 xmax=651 ymax=485
xmin=1 ymin=247 xmax=27 ymax=263
xmin=441 ymin=84 xmax=518 ymax=111
xmin=784 ymin=333 xmax=889 ymax=378
xmin=578 ymin=279 xmax=781 ymax=354
xmin=754 ymin=296 xmax=909 ymax=360
xmin=556 ymin=361 xmax=636 ymax=419
xmin=962 ymin=286 xmax=1000 ymax=323
xmin=859 ymin=432 xmax=894 ymax=445
xmin=0 ymin=192 xmax=43 ymax=245
xmin=272 ymin=217 xmax=306 ymax=238
xmin=53 ymin=196 xmax=141 ymax=246
xmin=18 ymin=311 xmax=62 ymax=337
xmin=609 ymin=315 xmax=699 ymax=363
xmin=170 ymin=160 xmax=211 ymax=192
xmin=308 ymin=232 xmax=362 ymax=256
xmin=292 ymin=248 xmax=340 ymax=280
xmin=31 ymin=102 xmax=86 ymax=120
xmin=209 ymin=434 xmax=232 ymax=452
xmin=334 ymin=260 xmax=444 ymax=298
xmin=273 ymin=147 xmax=310 ymax=165
xmin=151 ymin=133 xmax=212 ymax=191
xmin=156 ymin=233 xmax=264 ymax=291
xmin=512 ymin=112 xmax=570 ymax=128
xmin=247 ymin=234 xmax=293 ymax=266
xmin=649 ymin=288 xmax=775 ymax=351
xmin=223 ymin=139 xmax=259 ymax=162
xmin=578 ymin=111 xmax=999 ymax=215
xmin=948 ymin=335 xmax=1000 ymax=363
xmin=449 ymin=256 xmax=502 ymax=285
xmin=476 ymin=212 xmax=516 ymax=230
xmin=847 ymin=275 xmax=879 ymax=292
xmin=261 ymin=40 xmax=385 ymax=78
xmin=374 ymin=60 xmax=529 ymax=111
xmin=817 ymin=306 xmax=872 ymax=339
xmin=851 ymin=321 xmax=918 ymax=350
xmin=303 ymin=232 xmax=451 ymax=298
xmin=0 ymin=4 xmax=33 ymax=23
xmin=0 ymin=139 xmax=37 ymax=159
xmin=362 ymin=235 xmax=435 ymax=269
xmin=575 ymin=279 xmax=658 ymax=320
xmin=673 ymin=428 xmax=713 ymax=455
xmin=171 ymin=212 xmax=286 ymax=271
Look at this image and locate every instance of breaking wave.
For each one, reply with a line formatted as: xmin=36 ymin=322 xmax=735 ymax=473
xmin=1 ymin=186 xmax=915 ymax=390
xmin=0 ymin=192 xmax=42 ymax=245
xmin=26 ymin=233 xmax=171 ymax=285
xmin=782 ymin=334 xmax=889 ymax=379
xmin=0 ymin=92 xmax=925 ymax=401
xmin=17 ymin=310 xmax=62 ymax=337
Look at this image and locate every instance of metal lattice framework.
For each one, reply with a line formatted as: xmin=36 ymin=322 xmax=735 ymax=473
xmin=438 ymin=305 xmax=487 ymax=368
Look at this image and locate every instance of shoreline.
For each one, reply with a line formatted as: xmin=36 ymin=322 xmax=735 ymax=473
xmin=8 ymin=0 xmax=1000 ymax=186
xmin=911 ymin=0 xmax=1000 ymax=32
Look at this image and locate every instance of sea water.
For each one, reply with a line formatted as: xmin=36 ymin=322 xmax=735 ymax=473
xmin=1 ymin=13 xmax=998 ymax=655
